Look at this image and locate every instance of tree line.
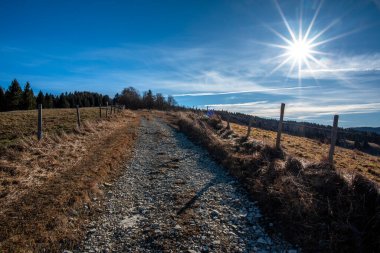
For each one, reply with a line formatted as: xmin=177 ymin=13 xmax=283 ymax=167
xmin=113 ymin=87 xmax=177 ymax=110
xmin=0 ymin=80 xmax=178 ymax=112
xmin=0 ymin=79 xmax=112 ymax=111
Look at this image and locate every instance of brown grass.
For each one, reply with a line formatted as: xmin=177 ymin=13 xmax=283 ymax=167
xmin=0 ymin=109 xmax=140 ymax=252
xmin=165 ymin=111 xmax=380 ymax=252
xmin=0 ymin=107 xmax=103 ymax=150
xmin=230 ymin=122 xmax=380 ymax=184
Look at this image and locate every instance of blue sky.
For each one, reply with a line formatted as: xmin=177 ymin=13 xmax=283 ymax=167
xmin=1 ymin=0 xmax=380 ymax=127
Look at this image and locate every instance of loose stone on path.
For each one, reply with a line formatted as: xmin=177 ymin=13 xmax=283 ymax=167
xmin=77 ymin=117 xmax=297 ymax=252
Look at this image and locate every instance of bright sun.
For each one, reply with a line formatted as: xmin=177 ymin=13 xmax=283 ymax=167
xmin=287 ymin=39 xmax=312 ymax=62
xmin=265 ymin=0 xmax=339 ymax=81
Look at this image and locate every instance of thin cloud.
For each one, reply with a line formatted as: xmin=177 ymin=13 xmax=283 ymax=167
xmin=294 ymin=53 xmax=380 ymax=79
xmin=173 ymin=86 xmax=318 ymax=97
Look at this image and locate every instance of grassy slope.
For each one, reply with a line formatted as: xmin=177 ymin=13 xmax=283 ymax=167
xmin=0 ymin=108 xmax=101 ymax=149
xmin=0 ymin=108 xmax=139 ymax=252
xmin=230 ymin=122 xmax=380 ymax=184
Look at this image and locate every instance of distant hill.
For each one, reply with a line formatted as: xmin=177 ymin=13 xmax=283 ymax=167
xmin=351 ymin=127 xmax=380 ymax=135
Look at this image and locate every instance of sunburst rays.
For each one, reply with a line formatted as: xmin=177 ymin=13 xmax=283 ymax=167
xmin=264 ymin=0 xmax=355 ymax=84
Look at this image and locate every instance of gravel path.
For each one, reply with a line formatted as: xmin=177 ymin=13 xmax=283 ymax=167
xmin=77 ymin=118 xmax=296 ymax=253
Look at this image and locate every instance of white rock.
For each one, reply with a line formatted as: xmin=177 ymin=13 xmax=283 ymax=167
xmin=210 ymin=209 xmax=221 ymax=217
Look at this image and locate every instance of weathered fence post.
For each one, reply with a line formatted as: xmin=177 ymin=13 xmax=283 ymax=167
xmin=76 ymin=105 xmax=81 ymax=128
xmin=37 ymin=104 xmax=43 ymax=140
xmin=328 ymin=115 xmax=339 ymax=164
xmin=246 ymin=117 xmax=252 ymax=138
xmin=106 ymin=102 xmax=108 ymax=117
xmin=227 ymin=115 xmax=231 ymax=130
xmin=276 ymin=103 xmax=285 ymax=149
xmin=99 ymin=105 xmax=102 ymax=118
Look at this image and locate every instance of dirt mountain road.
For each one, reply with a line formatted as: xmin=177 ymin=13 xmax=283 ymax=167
xmin=77 ymin=117 xmax=296 ymax=252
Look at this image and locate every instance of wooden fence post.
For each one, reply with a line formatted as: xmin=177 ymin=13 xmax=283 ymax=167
xmin=37 ymin=104 xmax=43 ymax=140
xmin=227 ymin=115 xmax=231 ymax=130
xmin=246 ymin=117 xmax=252 ymax=138
xmin=106 ymin=102 xmax=108 ymax=117
xmin=99 ymin=105 xmax=102 ymax=118
xmin=76 ymin=105 xmax=81 ymax=128
xmin=276 ymin=103 xmax=285 ymax=149
xmin=328 ymin=115 xmax=339 ymax=164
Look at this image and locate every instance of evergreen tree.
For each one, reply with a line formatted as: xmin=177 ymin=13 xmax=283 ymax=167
xmin=5 ymin=79 xmax=23 ymax=111
xmin=36 ymin=90 xmax=44 ymax=107
xmin=0 ymin=87 xmax=5 ymax=111
xmin=22 ymin=82 xmax=36 ymax=110
xmin=102 ymin=95 xmax=111 ymax=106
xmin=44 ymin=93 xmax=54 ymax=108
xmin=58 ymin=93 xmax=70 ymax=108
xmin=113 ymin=93 xmax=120 ymax=105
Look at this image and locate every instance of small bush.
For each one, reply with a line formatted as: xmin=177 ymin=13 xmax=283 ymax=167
xmin=207 ymin=115 xmax=223 ymax=130
xmin=285 ymin=156 xmax=304 ymax=175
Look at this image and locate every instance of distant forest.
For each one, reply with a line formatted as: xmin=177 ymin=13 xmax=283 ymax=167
xmin=0 ymin=79 xmax=177 ymax=112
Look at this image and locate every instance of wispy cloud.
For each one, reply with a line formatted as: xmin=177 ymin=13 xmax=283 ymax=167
xmin=291 ymin=53 xmax=380 ymax=80
xmin=173 ymin=85 xmax=318 ymax=97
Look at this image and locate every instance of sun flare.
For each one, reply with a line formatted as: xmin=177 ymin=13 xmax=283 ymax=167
xmin=264 ymin=0 xmax=344 ymax=81
xmin=287 ymin=39 xmax=312 ymax=63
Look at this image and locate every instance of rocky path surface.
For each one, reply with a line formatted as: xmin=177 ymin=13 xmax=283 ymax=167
xmin=77 ymin=118 xmax=296 ymax=253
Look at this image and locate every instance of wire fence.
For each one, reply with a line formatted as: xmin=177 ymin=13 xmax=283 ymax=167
xmin=36 ymin=103 xmax=125 ymax=140
xmin=189 ymin=103 xmax=340 ymax=163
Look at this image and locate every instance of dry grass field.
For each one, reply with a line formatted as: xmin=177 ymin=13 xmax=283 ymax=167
xmin=0 ymin=107 xmax=101 ymax=149
xmin=0 ymin=108 xmax=140 ymax=252
xmin=230 ymin=122 xmax=380 ymax=184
